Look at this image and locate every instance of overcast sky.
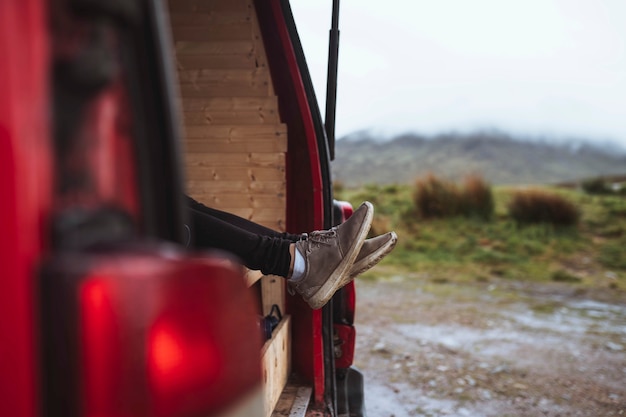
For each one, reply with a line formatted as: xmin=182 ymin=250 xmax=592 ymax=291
xmin=290 ymin=0 xmax=626 ymax=148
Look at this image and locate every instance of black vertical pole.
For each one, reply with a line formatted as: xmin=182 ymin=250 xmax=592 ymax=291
xmin=325 ymin=0 xmax=340 ymax=160
xmin=322 ymin=0 xmax=339 ymax=416
xmin=324 ymin=4 xmax=341 ymax=414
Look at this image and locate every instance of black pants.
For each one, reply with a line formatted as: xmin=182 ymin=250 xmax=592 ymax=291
xmin=186 ymin=196 xmax=301 ymax=277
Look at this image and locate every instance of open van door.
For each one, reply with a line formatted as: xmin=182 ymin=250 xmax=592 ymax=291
xmin=1 ymin=0 xmax=365 ymax=416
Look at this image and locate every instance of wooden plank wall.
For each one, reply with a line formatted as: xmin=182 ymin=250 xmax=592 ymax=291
xmin=169 ymin=0 xmax=287 ymax=231
xmin=168 ymin=4 xmax=293 ymax=415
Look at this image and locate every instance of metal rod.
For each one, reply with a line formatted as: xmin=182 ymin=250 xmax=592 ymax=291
xmin=325 ymin=0 xmax=340 ymax=160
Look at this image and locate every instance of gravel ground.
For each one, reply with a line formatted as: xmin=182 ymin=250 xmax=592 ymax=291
xmin=353 ymin=275 xmax=626 ymax=417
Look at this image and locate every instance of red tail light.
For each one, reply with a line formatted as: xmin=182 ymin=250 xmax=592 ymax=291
xmin=148 ymin=317 xmax=221 ymax=397
xmin=41 ymin=244 xmax=262 ymax=417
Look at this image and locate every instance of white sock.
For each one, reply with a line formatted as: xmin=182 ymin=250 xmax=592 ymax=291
xmin=290 ymin=248 xmax=306 ymax=281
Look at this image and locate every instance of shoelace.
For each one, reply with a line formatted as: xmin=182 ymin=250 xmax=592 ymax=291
xmin=287 ymin=228 xmax=338 ymax=296
xmin=305 ymin=228 xmax=337 ymax=250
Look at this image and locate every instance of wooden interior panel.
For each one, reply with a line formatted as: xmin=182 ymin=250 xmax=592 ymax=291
xmin=170 ymin=0 xmax=251 ymax=13
xmin=177 ymin=68 xmax=270 ymax=84
xmin=182 ymin=110 xmax=279 ymax=125
xmin=169 ymin=3 xmax=293 ymax=415
xmin=169 ymin=11 xmax=251 ymax=27
xmin=261 ymin=275 xmax=285 ymax=316
xmin=169 ymin=0 xmax=286 ymax=231
xmin=186 ymin=180 xmax=285 ymax=196
xmin=184 ymin=141 xmax=286 ymax=154
xmin=261 ymin=316 xmax=292 ymax=417
xmin=176 ymin=53 xmax=257 ymax=70
xmin=171 ymin=23 xmax=253 ymax=41
xmin=185 ymin=151 xmax=283 ymax=166
xmin=184 ymin=124 xmax=286 ymax=139
xmin=174 ymin=40 xmax=254 ymax=55
xmin=179 ymin=96 xmax=278 ymax=111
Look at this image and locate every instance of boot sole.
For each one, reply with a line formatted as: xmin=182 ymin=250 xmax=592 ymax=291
xmin=346 ymin=231 xmax=398 ymax=282
xmin=306 ymin=202 xmax=374 ymax=309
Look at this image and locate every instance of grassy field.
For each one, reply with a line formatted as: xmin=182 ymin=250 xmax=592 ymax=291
xmin=335 ymin=180 xmax=626 ymax=291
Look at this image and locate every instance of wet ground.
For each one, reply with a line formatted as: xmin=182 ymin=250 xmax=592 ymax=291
xmin=353 ymin=275 xmax=626 ymax=417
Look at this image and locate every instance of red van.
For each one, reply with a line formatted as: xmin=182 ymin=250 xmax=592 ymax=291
xmin=0 ymin=0 xmax=364 ymax=416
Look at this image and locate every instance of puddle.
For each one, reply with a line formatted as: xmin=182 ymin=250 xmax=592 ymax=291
xmin=393 ymin=322 xmax=583 ymax=359
xmin=363 ymin=382 xmax=420 ymax=417
xmin=389 ymin=296 xmax=626 ymax=361
xmin=567 ymin=299 xmax=626 ymax=330
xmin=364 ymin=382 xmax=493 ymax=417
xmin=355 ymin=280 xmax=626 ymax=416
xmin=506 ymin=298 xmax=626 ymax=336
xmin=567 ymin=299 xmax=626 ymax=313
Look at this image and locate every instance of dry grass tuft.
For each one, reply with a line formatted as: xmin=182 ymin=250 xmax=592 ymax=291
xmin=413 ymin=174 xmax=462 ymax=218
xmin=461 ymin=174 xmax=495 ymax=220
xmin=413 ymin=173 xmax=494 ymax=220
xmin=508 ymin=189 xmax=579 ymax=227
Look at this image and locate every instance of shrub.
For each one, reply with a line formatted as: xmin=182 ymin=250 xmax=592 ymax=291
xmin=413 ymin=174 xmax=462 ymax=218
xmin=413 ymin=173 xmax=494 ymax=220
xmin=369 ymin=215 xmax=392 ymax=238
xmin=581 ymin=177 xmax=611 ymax=195
xmin=507 ymin=189 xmax=579 ymax=227
xmin=461 ymin=174 xmax=495 ymax=220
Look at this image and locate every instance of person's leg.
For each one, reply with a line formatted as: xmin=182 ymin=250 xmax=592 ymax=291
xmin=186 ymin=195 xmax=302 ymax=241
xmin=188 ymin=197 xmax=393 ymax=310
xmin=189 ymin=207 xmax=293 ymax=277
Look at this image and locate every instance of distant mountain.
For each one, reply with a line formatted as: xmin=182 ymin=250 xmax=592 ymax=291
xmin=332 ymin=131 xmax=626 ymax=186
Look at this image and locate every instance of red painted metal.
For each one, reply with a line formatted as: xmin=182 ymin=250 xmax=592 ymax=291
xmin=51 ymin=3 xmax=140 ymax=216
xmin=334 ymin=202 xmax=356 ymax=367
xmin=0 ymin=1 xmax=52 ymax=416
xmin=337 ymin=202 xmax=356 ymax=325
xmin=336 ymin=200 xmax=354 ymax=221
xmin=59 ymin=81 xmax=140 ymax=215
xmin=260 ymin=0 xmax=328 ymax=405
xmin=268 ymin=0 xmax=325 ymax=228
xmin=333 ymin=324 xmax=355 ymax=369
xmin=1 ymin=1 xmax=265 ymax=416
xmin=340 ymin=281 xmax=356 ymax=325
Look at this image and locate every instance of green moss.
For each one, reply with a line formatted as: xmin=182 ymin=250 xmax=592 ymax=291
xmin=551 ymin=270 xmax=582 ymax=283
xmin=337 ymin=183 xmax=626 ymax=288
xmin=599 ymin=238 xmax=626 ymax=270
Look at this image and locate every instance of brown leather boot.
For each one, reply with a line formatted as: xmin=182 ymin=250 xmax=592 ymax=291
xmin=347 ymin=231 xmax=398 ymax=281
xmin=289 ymin=202 xmax=373 ymax=309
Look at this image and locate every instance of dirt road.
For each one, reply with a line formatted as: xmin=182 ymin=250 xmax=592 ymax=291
xmin=353 ymin=275 xmax=626 ymax=417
